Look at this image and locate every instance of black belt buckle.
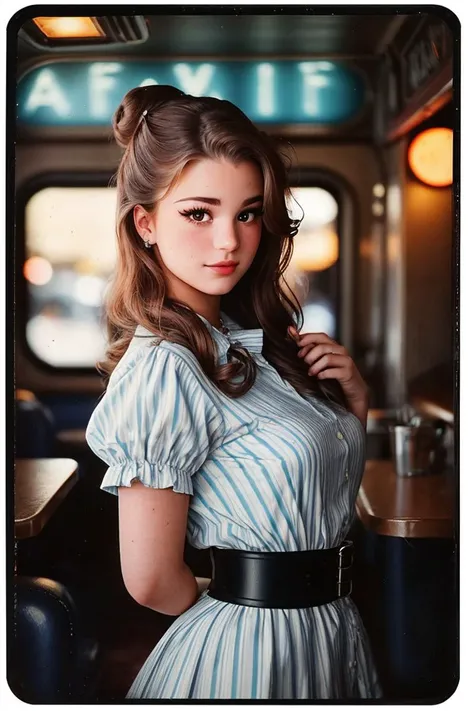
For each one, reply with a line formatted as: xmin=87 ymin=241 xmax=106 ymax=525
xmin=337 ymin=540 xmax=353 ymax=597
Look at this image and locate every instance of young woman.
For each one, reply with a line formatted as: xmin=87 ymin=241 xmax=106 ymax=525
xmin=86 ymin=84 xmax=382 ymax=699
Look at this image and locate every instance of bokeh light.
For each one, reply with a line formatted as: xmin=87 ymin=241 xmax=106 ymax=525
xmin=292 ymin=228 xmax=339 ymax=272
xmin=288 ymin=187 xmax=339 ymax=227
xmin=408 ymin=127 xmax=453 ymax=187
xmin=24 ymin=256 xmax=53 ymax=286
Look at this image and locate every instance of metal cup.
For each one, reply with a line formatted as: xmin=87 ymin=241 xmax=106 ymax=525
xmin=389 ymin=422 xmax=446 ymax=476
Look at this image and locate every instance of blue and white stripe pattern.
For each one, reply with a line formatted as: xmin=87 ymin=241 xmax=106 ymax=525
xmin=85 ymin=313 xmax=382 ymax=699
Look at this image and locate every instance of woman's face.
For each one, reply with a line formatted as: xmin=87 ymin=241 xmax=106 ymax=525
xmin=135 ymin=158 xmax=263 ymax=313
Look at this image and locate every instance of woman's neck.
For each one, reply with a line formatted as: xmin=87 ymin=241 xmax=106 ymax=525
xmin=191 ymin=300 xmax=222 ymax=330
xmin=165 ymin=281 xmax=222 ymax=329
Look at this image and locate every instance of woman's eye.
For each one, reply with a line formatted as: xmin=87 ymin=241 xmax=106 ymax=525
xmin=238 ymin=210 xmax=261 ymax=223
xmin=180 ymin=209 xmax=211 ymax=223
xmin=190 ymin=210 xmax=208 ymax=222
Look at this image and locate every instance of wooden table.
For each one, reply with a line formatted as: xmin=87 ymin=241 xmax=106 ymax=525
xmin=15 ymin=459 xmax=79 ymax=540
xmin=356 ymin=459 xmax=455 ymax=539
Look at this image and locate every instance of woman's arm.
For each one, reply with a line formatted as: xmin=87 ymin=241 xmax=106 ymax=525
xmin=347 ymin=391 xmax=369 ymax=429
xmin=118 ymin=480 xmax=199 ymax=616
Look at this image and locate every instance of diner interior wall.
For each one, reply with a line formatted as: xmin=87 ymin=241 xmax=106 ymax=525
xmin=404 ymin=178 xmax=453 ymax=384
xmin=383 ymin=139 xmax=406 ymax=408
xmin=381 ymin=137 xmax=454 ymax=408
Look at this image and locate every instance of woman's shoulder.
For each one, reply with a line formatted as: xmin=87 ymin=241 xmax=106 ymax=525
xmin=107 ymin=326 xmax=206 ymax=391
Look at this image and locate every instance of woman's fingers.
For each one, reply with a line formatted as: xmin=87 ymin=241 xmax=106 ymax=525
xmin=307 ymin=354 xmax=349 ymax=377
xmin=291 ymin=330 xmax=335 ymax=348
xmin=298 ymin=343 xmax=345 ymax=362
xmin=312 ymin=366 xmax=347 ymax=380
xmin=288 ymin=327 xmax=351 ymax=378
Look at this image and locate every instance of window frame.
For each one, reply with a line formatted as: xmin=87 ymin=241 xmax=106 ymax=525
xmin=287 ymin=167 xmax=357 ymax=352
xmin=16 ymin=171 xmax=114 ymax=376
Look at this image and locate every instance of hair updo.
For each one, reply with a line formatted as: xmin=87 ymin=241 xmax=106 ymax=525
xmin=112 ymin=85 xmax=186 ymax=149
xmin=99 ymin=85 xmax=347 ymax=406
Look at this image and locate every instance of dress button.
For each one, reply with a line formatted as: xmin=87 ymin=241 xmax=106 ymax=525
xmin=344 ymin=470 xmax=349 ymax=481
xmin=337 ymin=431 xmax=344 ymax=440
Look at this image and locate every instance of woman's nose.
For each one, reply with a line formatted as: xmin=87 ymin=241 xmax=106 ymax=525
xmin=213 ymin=222 xmax=240 ymax=251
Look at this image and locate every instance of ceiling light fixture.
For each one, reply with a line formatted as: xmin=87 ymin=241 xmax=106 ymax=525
xmin=33 ymin=16 xmax=104 ymax=39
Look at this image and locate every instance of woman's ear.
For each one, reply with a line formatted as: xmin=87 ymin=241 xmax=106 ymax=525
xmin=133 ymin=205 xmax=155 ymax=246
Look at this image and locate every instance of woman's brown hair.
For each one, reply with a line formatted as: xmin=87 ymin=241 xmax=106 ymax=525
xmin=100 ymin=84 xmax=346 ymax=406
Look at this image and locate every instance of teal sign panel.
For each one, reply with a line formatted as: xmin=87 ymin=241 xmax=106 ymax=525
xmin=17 ymin=60 xmax=366 ymax=127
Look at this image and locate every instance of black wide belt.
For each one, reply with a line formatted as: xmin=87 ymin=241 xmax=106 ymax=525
xmin=207 ymin=541 xmax=354 ymax=609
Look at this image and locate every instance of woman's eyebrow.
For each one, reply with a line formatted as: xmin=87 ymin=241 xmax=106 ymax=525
xmin=174 ymin=194 xmax=263 ymax=206
xmin=242 ymin=195 xmax=264 ymax=206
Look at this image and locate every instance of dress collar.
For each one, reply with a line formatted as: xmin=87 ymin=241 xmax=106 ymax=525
xmin=197 ymin=312 xmax=264 ymax=363
xmin=134 ymin=312 xmax=264 ymax=363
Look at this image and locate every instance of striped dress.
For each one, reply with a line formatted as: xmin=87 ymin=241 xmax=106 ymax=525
xmin=85 ymin=313 xmax=382 ymax=700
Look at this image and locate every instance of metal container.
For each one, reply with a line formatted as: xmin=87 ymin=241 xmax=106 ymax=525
xmin=366 ymin=409 xmax=399 ymax=459
xmin=388 ymin=421 xmax=446 ymax=476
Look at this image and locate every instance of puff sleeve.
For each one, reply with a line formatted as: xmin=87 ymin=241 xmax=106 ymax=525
xmin=85 ymin=344 xmax=224 ymax=496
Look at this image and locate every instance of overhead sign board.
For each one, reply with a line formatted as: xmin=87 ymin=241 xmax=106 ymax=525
xmin=402 ymin=18 xmax=452 ymax=101
xmin=17 ymin=60 xmax=366 ymax=127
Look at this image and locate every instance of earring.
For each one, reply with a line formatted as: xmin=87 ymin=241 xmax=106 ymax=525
xmin=144 ymin=239 xmax=152 ymax=249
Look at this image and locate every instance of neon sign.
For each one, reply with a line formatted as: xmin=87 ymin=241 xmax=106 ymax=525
xmin=17 ymin=60 xmax=366 ymax=128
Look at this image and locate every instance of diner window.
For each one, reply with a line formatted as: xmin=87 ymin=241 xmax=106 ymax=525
xmin=285 ymin=187 xmax=339 ymax=338
xmin=24 ymin=186 xmax=116 ymax=367
xmin=24 ymin=183 xmax=339 ymax=368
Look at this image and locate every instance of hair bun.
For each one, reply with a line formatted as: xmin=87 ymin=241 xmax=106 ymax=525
xmin=112 ymin=85 xmax=186 ymax=149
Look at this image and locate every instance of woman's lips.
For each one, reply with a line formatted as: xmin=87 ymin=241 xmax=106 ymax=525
xmin=206 ymin=264 xmax=238 ymax=275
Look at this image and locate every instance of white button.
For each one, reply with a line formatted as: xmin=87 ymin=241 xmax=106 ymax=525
xmin=345 ymin=470 xmax=349 ymax=481
xmin=337 ymin=431 xmax=344 ymax=440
